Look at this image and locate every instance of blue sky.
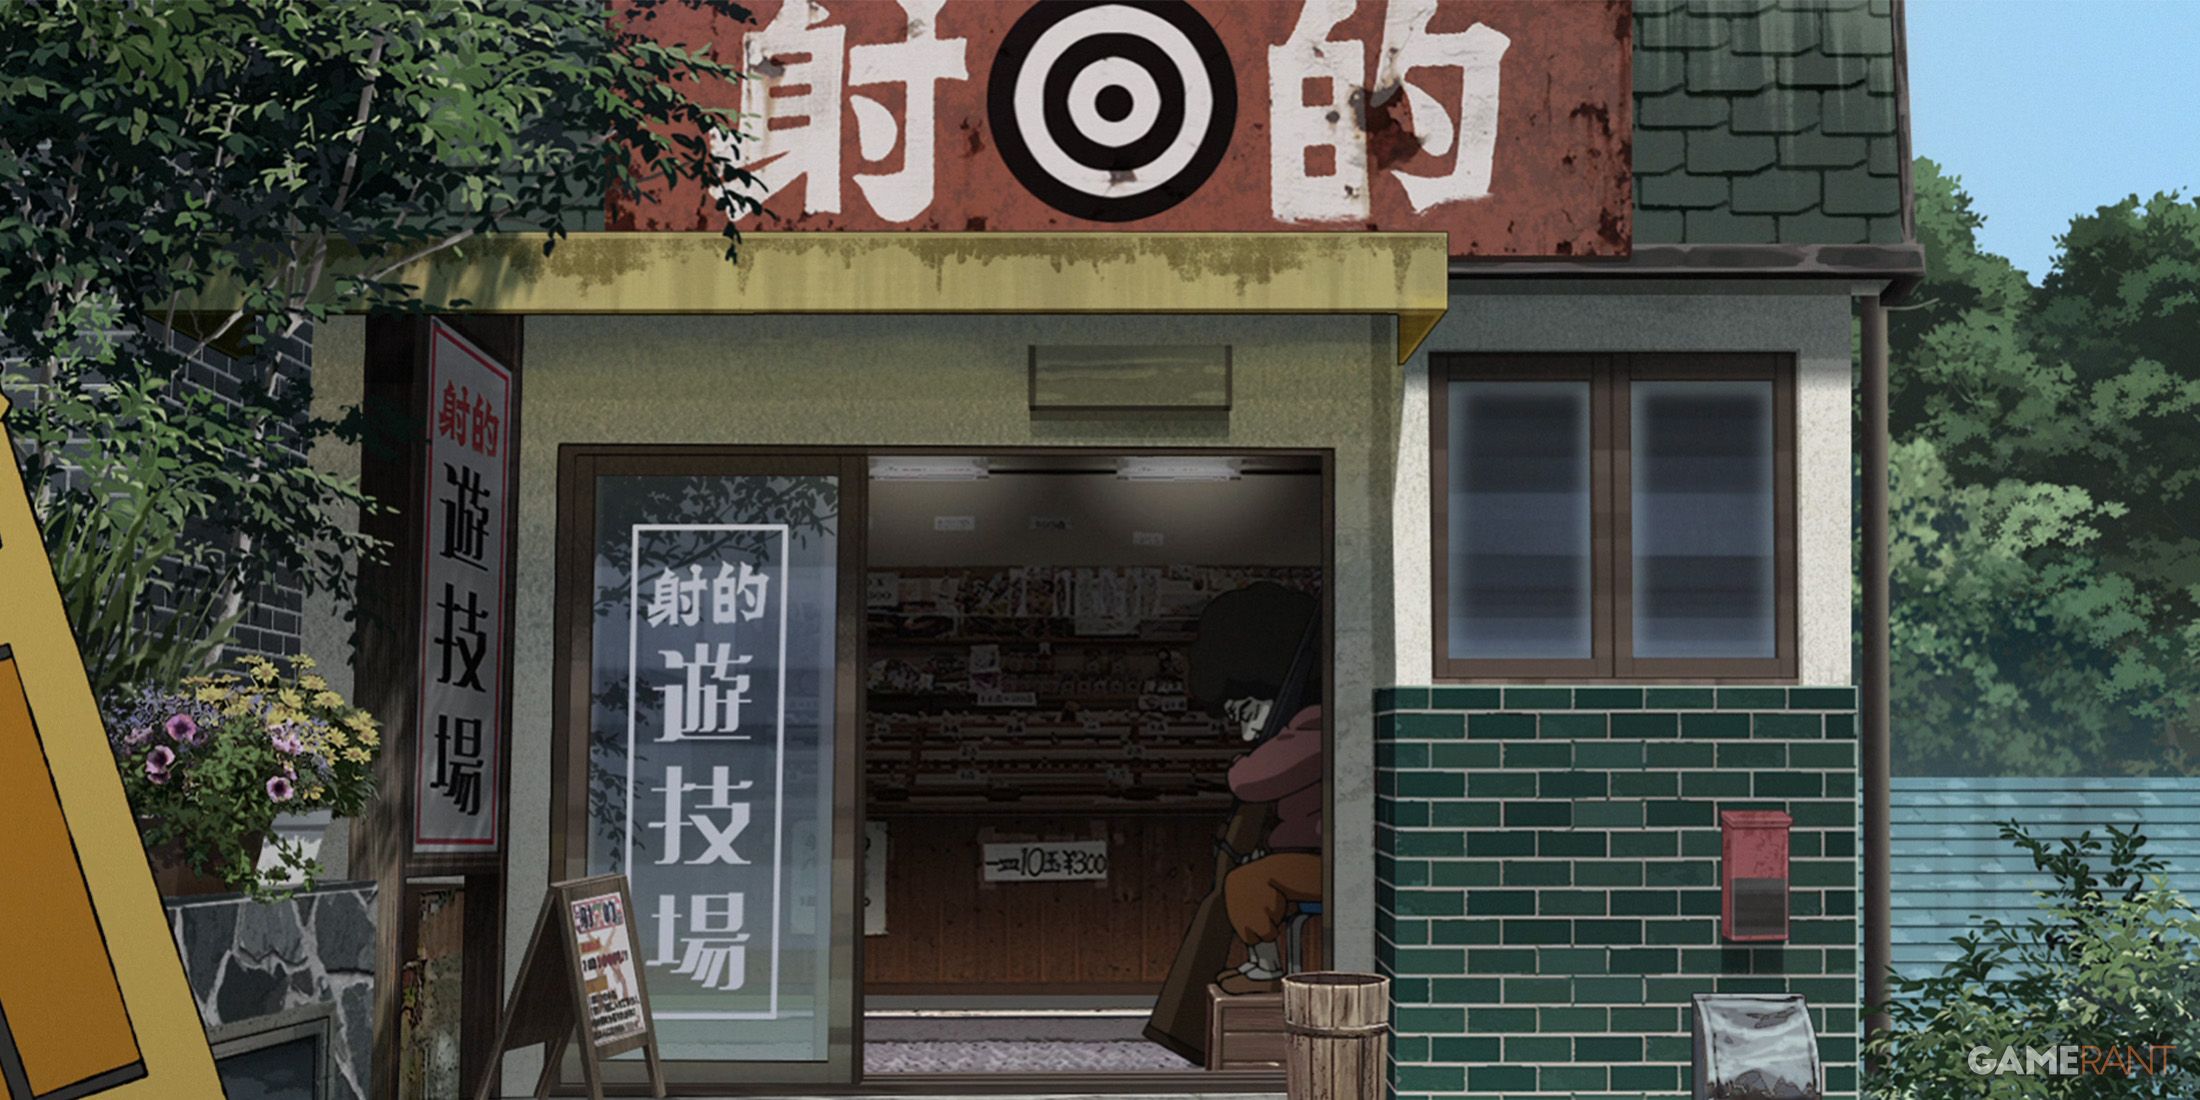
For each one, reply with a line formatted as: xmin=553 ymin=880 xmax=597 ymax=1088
xmin=1906 ymin=0 xmax=2200 ymax=283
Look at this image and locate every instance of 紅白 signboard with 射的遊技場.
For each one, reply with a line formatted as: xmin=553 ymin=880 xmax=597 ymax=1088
xmin=414 ymin=320 xmax=513 ymax=854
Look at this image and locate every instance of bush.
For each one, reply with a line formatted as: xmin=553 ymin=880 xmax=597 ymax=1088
xmin=1866 ymin=823 xmax=2200 ymax=1098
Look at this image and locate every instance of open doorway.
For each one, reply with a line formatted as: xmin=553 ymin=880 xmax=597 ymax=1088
xmin=861 ymin=452 xmax=1330 ymax=1079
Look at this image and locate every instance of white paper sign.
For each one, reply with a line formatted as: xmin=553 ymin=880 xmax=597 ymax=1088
xmin=413 ymin=322 xmax=510 ymax=853
xmin=982 ymin=840 xmax=1109 ymax=882
xmin=866 ymin=572 xmax=900 ymax=608
xmin=571 ymin=891 xmax=647 ymax=1046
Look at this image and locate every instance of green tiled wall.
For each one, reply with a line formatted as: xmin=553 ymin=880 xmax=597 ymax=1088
xmin=1375 ymin=686 xmax=1861 ymax=1100
xmin=1636 ymin=0 xmax=1905 ymax=245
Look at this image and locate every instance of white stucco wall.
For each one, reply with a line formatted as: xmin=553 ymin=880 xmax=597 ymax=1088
xmin=307 ymin=316 xmax=366 ymax=880
xmin=1391 ymin=281 xmax=1857 ymax=686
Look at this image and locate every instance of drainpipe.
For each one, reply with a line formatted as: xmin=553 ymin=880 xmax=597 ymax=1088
xmin=1865 ymin=0 xmax=1913 ymax=1068
xmin=1860 ymin=296 xmax=1892 ymax=1066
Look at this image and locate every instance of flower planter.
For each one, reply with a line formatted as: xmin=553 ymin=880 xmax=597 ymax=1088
xmin=258 ymin=809 xmax=336 ymax=888
xmin=147 ymin=833 xmax=265 ymax=898
xmin=107 ymin=655 xmax=381 ymax=902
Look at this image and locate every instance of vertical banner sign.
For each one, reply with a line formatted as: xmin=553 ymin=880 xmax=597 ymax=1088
xmin=571 ymin=891 xmax=647 ymax=1045
xmin=627 ymin=524 xmax=790 ymax=1020
xmin=414 ymin=322 xmax=512 ymax=853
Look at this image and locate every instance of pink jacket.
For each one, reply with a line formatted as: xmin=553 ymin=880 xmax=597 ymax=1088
xmin=1228 ymin=705 xmax=1323 ymax=852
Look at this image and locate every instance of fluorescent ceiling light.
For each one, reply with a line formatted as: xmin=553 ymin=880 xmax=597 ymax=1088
xmin=1115 ymin=457 xmax=1243 ymax=482
xmin=870 ymin=457 xmax=990 ymax=481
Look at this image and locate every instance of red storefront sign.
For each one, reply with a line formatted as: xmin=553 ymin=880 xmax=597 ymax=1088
xmin=610 ymin=0 xmax=1632 ymax=257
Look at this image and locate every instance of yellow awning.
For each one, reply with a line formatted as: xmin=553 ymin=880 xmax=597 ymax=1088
xmin=183 ymin=231 xmax=1449 ymax=364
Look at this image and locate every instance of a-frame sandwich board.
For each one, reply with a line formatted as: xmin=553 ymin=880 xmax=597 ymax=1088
xmin=475 ymin=874 xmax=665 ymax=1100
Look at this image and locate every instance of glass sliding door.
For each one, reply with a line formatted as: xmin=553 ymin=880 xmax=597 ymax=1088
xmin=555 ymin=450 xmax=862 ymax=1087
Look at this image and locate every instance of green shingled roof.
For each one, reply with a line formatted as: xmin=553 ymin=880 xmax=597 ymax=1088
xmin=1636 ymin=0 xmax=1907 ymax=246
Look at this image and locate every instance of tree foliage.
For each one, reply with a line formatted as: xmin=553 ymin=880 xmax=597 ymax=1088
xmin=0 ymin=0 xmax=759 ymax=700
xmin=1887 ymin=160 xmax=2200 ymax=776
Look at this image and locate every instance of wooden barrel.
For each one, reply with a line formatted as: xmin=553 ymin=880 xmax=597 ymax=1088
xmin=1282 ymin=972 xmax=1390 ymax=1100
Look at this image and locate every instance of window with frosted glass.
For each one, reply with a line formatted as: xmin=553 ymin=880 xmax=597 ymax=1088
xmin=1630 ymin=381 xmax=1776 ymax=658
xmin=1446 ymin=381 xmax=1593 ymax=660
xmin=587 ymin=474 xmax=840 ymax=1062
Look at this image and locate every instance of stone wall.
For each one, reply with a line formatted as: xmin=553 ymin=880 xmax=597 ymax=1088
xmin=1374 ymin=686 xmax=1861 ymax=1100
xmin=166 ymin=881 xmax=377 ymax=1100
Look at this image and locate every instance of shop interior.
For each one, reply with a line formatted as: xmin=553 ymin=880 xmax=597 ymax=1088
xmin=860 ymin=453 xmax=1327 ymax=1076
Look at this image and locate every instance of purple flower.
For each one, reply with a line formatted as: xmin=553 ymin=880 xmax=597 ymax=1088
xmin=125 ymin=725 xmax=154 ymax=745
xmin=270 ymin=725 xmax=303 ymax=755
xmin=266 ymin=775 xmax=295 ymax=802
xmin=164 ymin=713 xmax=201 ymax=745
xmin=146 ymin=745 xmax=177 ymax=784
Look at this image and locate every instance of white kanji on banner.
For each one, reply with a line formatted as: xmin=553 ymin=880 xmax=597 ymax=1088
xmin=1270 ymin=0 xmax=1371 ymax=222
xmin=740 ymin=0 xmax=847 ymax=214
xmin=849 ymin=0 xmax=971 ymax=222
xmin=1376 ymin=0 xmax=1512 ymax=211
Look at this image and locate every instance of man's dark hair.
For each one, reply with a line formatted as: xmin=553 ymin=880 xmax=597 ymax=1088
xmin=1186 ymin=582 xmax=1320 ymax=716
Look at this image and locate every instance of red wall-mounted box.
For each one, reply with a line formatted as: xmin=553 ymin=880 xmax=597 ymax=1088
xmin=1721 ymin=810 xmax=1793 ymax=942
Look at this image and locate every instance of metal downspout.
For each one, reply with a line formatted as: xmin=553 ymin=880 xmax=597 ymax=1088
xmin=1860 ymin=297 xmax=1893 ymax=1067
xmin=1865 ymin=0 xmax=1913 ymax=1068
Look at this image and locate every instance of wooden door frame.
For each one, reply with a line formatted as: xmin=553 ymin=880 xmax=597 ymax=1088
xmin=354 ymin=315 xmax=521 ymax=1100
xmin=548 ymin=447 xmax=867 ymax=1091
xmin=856 ymin=442 xmax=1336 ymax=1025
xmin=547 ymin=444 xmax=1333 ymax=1096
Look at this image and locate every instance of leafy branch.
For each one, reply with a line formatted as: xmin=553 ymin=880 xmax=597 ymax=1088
xmin=0 ymin=0 xmax=764 ymax=699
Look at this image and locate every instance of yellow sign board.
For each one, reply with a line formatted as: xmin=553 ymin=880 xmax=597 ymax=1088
xmin=0 ymin=391 xmax=226 ymax=1098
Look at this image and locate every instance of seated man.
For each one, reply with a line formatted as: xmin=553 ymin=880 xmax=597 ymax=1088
xmin=1215 ymin=699 xmax=1322 ymax=995
xmin=1180 ymin=581 xmax=1323 ymax=997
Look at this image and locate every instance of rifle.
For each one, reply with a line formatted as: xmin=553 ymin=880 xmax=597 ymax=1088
xmin=1142 ymin=615 xmax=1319 ymax=1065
xmin=1143 ymin=799 xmax=1272 ymax=1064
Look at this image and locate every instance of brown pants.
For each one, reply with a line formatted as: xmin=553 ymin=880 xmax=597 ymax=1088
xmin=1224 ymin=852 xmax=1323 ymax=945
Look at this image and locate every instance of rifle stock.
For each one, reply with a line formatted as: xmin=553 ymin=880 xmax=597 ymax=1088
xmin=1141 ymin=799 xmax=1274 ymax=1065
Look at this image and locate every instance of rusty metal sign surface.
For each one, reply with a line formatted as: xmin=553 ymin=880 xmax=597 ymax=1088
xmin=609 ymin=0 xmax=1632 ymax=257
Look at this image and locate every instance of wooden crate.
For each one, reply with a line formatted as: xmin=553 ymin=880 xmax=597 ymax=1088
xmin=1205 ymin=984 xmax=1287 ymax=1071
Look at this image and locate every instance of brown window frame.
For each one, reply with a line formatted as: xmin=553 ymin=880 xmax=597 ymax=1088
xmin=1430 ymin=352 xmax=1798 ymax=684
xmin=550 ymin=447 xmax=868 ymax=1090
xmin=549 ymin=443 xmax=1340 ymax=1093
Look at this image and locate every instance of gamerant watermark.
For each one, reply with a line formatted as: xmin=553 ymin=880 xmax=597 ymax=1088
xmin=1969 ymin=1045 xmax=2177 ymax=1077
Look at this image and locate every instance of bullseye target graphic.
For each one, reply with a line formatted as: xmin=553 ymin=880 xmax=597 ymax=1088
xmin=988 ymin=0 xmax=1238 ymax=222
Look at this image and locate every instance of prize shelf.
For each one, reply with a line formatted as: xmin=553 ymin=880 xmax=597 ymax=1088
xmin=864 ymin=564 xmax=1319 ymax=814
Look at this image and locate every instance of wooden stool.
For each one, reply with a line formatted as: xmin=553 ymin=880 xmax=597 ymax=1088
xmin=1204 ymin=982 xmax=1287 ymax=1071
